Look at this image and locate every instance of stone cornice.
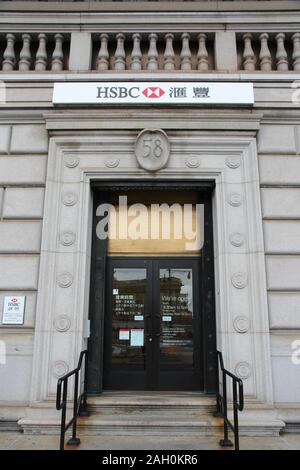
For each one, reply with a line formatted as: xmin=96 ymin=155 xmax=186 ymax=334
xmin=0 ymin=11 xmax=300 ymax=33
xmin=1 ymin=72 xmax=300 ymax=82
xmin=1 ymin=1 xmax=300 ymax=14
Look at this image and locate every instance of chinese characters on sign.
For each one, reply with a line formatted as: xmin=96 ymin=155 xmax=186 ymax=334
xmin=114 ymin=294 xmax=144 ymax=318
xmin=169 ymin=86 xmax=209 ymax=99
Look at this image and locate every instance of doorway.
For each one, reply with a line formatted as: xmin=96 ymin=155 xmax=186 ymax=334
xmin=104 ymin=257 xmax=201 ymax=390
xmin=87 ymin=182 xmax=217 ymax=394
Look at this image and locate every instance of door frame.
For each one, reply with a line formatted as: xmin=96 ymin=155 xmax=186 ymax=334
xmin=87 ymin=180 xmax=217 ymax=394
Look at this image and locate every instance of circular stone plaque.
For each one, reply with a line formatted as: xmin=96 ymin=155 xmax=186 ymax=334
xmin=226 ymin=156 xmax=241 ymax=169
xmin=231 ymin=272 xmax=248 ymax=289
xmin=52 ymin=360 xmax=69 ymax=378
xmin=228 ymin=192 xmax=243 ymax=207
xmin=135 ymin=128 xmax=170 ymax=172
xmin=54 ymin=314 xmax=71 ymax=332
xmin=59 ymin=231 xmax=76 ymax=246
xmin=57 ymin=272 xmax=73 ymax=288
xmin=235 ymin=362 xmax=251 ymax=379
xmin=229 ymin=232 xmax=245 ymax=247
xmin=233 ymin=315 xmax=250 ymax=333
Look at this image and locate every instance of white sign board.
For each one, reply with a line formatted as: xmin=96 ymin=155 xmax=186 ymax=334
xmin=53 ymin=82 xmax=254 ymax=105
xmin=2 ymin=296 xmax=25 ymax=325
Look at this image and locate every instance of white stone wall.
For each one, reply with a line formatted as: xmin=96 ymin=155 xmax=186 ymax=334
xmin=0 ymin=84 xmax=300 ymax=429
xmin=258 ymin=124 xmax=300 ymax=409
xmin=0 ymin=124 xmax=47 ymax=416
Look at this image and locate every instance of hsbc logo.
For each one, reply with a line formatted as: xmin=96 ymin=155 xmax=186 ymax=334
xmin=142 ymin=87 xmax=165 ymax=98
xmin=96 ymin=86 xmax=140 ymax=99
xmin=96 ymin=85 xmax=166 ymax=100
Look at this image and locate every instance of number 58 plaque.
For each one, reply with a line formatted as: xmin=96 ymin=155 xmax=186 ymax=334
xmin=135 ymin=128 xmax=170 ymax=172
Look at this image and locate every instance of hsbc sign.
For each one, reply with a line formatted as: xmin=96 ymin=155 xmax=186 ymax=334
xmin=53 ymin=82 xmax=254 ymax=105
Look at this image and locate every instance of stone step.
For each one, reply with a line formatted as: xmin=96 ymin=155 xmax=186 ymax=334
xmin=87 ymin=392 xmax=216 ymax=415
xmin=89 ymin=407 xmax=215 ymax=416
xmin=78 ymin=413 xmax=223 ymax=436
xmin=80 ymin=393 xmax=221 ymax=436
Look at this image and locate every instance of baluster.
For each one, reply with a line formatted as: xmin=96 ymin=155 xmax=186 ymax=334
xmin=180 ymin=32 xmax=192 ymax=71
xmin=259 ymin=33 xmax=272 ymax=71
xmin=35 ymin=33 xmax=48 ymax=71
xmin=292 ymin=33 xmax=300 ymax=71
xmin=51 ymin=33 xmax=64 ymax=71
xmin=197 ymin=33 xmax=208 ymax=71
xmin=147 ymin=33 xmax=158 ymax=70
xmin=242 ymin=33 xmax=255 ymax=71
xmin=164 ymin=33 xmax=175 ymax=70
xmin=131 ymin=33 xmax=142 ymax=71
xmin=114 ymin=33 xmax=126 ymax=71
xmin=97 ymin=33 xmax=109 ymax=71
xmin=275 ymin=33 xmax=288 ymax=71
xmin=2 ymin=33 xmax=16 ymax=71
xmin=18 ymin=33 xmax=32 ymax=71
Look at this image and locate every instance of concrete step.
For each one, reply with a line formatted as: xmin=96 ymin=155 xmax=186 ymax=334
xmin=79 ymin=392 xmax=222 ymax=436
xmin=87 ymin=392 xmax=216 ymax=415
xmin=78 ymin=414 xmax=223 ymax=436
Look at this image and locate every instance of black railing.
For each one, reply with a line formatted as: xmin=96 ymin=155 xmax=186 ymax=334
xmin=56 ymin=349 xmax=89 ymax=451
xmin=215 ymin=350 xmax=244 ymax=451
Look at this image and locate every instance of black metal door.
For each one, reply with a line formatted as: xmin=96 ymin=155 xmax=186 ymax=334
xmin=103 ymin=257 xmax=202 ymax=390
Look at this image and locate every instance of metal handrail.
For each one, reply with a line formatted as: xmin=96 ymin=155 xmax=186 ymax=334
xmin=56 ymin=349 xmax=88 ymax=451
xmin=215 ymin=350 xmax=244 ymax=450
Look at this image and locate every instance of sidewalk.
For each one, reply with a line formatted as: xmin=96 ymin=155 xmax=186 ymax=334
xmin=1 ymin=432 xmax=300 ymax=450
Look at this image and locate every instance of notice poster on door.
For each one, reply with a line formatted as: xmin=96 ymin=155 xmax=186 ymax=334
xmin=119 ymin=329 xmax=130 ymax=340
xmin=130 ymin=329 xmax=144 ymax=347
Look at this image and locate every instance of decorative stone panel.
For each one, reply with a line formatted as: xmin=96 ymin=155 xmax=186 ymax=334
xmin=29 ymin=117 xmax=273 ymax=412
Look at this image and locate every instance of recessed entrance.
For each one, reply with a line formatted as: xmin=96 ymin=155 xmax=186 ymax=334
xmin=87 ymin=181 xmax=217 ymax=394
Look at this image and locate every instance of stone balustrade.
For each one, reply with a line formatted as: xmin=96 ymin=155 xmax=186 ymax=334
xmin=0 ymin=33 xmax=70 ymax=71
xmin=2 ymin=30 xmax=300 ymax=73
xmin=92 ymin=32 xmax=214 ymax=72
xmin=237 ymin=32 xmax=300 ymax=71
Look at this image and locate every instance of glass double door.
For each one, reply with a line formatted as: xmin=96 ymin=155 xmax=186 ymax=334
xmin=103 ymin=258 xmax=202 ymax=390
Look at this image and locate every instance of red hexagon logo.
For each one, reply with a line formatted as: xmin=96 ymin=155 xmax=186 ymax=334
xmin=142 ymin=87 xmax=165 ymax=98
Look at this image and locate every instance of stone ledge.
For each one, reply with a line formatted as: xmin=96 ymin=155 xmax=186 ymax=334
xmin=1 ymin=2 xmax=300 ymax=14
xmin=44 ymin=110 xmax=262 ymax=131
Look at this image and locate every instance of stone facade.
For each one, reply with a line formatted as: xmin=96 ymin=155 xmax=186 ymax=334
xmin=0 ymin=0 xmax=300 ymax=435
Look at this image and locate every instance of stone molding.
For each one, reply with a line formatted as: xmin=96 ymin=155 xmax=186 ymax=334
xmin=44 ymin=111 xmax=262 ymax=131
